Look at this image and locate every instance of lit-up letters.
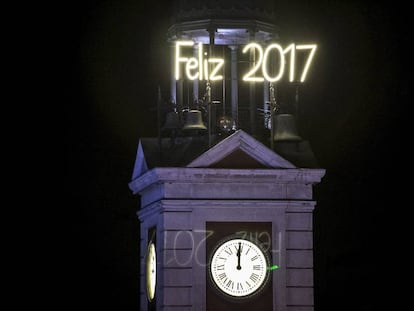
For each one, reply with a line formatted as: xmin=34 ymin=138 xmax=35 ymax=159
xmin=175 ymin=41 xmax=317 ymax=82
xmin=242 ymin=43 xmax=317 ymax=82
xmin=175 ymin=41 xmax=224 ymax=81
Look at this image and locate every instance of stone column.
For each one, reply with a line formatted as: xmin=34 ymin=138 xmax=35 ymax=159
xmin=229 ymin=45 xmax=238 ymax=126
xmin=263 ymin=80 xmax=270 ymax=128
xmin=170 ymin=43 xmax=177 ymax=106
xmin=248 ymin=28 xmax=257 ymax=136
xmin=193 ymin=44 xmax=199 ymax=103
xmin=208 ymin=27 xmax=216 ymax=147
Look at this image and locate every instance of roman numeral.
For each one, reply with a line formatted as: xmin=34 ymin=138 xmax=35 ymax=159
xmin=246 ymin=281 xmax=251 ymax=288
xmin=234 ymin=244 xmax=243 ymax=252
xmin=245 ymin=247 xmax=251 ymax=255
xmin=251 ymin=255 xmax=258 ymax=261
xmin=224 ymin=248 xmax=232 ymax=255
xmin=216 ymin=264 xmax=225 ymax=270
xmin=218 ymin=273 xmax=227 ymax=280
xmin=253 ymin=265 xmax=262 ymax=270
xmin=237 ymin=282 xmax=243 ymax=290
xmin=250 ymin=273 xmax=259 ymax=283
xmin=226 ymin=280 xmax=234 ymax=289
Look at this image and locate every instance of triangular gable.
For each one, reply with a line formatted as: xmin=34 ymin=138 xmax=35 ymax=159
xmin=187 ymin=130 xmax=296 ymax=168
xmin=131 ymin=140 xmax=149 ymax=180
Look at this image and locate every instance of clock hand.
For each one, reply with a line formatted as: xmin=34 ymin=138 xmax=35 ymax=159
xmin=236 ymin=242 xmax=242 ymax=270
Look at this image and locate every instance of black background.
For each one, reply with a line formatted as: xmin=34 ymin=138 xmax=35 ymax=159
xmin=66 ymin=0 xmax=407 ymax=309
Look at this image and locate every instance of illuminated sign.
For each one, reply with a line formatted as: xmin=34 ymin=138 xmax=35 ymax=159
xmin=175 ymin=41 xmax=224 ymax=81
xmin=175 ymin=41 xmax=317 ymax=82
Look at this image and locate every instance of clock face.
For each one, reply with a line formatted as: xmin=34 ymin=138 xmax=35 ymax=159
xmin=209 ymin=236 xmax=270 ymax=299
xmin=146 ymin=242 xmax=156 ymax=302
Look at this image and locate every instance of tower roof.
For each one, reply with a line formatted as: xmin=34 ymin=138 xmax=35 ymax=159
xmin=130 ymin=129 xmax=321 ymax=183
xmin=172 ymin=0 xmax=276 ymax=24
xmin=168 ymin=0 xmax=278 ymax=44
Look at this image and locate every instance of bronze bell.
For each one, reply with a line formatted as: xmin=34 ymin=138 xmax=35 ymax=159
xmin=182 ymin=110 xmax=207 ymax=131
xmin=273 ymin=113 xmax=302 ymax=141
xmin=162 ymin=111 xmax=180 ymax=130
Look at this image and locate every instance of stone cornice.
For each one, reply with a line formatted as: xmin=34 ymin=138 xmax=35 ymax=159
xmin=137 ymin=199 xmax=316 ymax=218
xmin=172 ymin=7 xmax=276 ymax=24
xmin=129 ymin=167 xmax=326 ymax=195
xmin=167 ymin=18 xmax=278 ymax=42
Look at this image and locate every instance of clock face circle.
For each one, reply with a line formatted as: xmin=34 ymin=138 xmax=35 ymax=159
xmin=209 ymin=236 xmax=270 ymax=298
xmin=146 ymin=242 xmax=156 ymax=302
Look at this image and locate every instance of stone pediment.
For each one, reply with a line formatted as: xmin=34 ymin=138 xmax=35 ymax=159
xmin=187 ymin=130 xmax=295 ymax=169
xmin=131 ymin=130 xmax=296 ymax=181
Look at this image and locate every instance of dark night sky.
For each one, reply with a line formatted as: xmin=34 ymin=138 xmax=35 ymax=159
xmin=66 ymin=0 xmax=407 ymax=309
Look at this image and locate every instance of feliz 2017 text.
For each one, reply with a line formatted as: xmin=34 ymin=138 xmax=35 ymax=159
xmin=175 ymin=41 xmax=317 ymax=82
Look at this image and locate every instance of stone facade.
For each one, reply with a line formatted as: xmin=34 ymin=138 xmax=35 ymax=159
xmin=129 ymin=130 xmax=325 ymax=311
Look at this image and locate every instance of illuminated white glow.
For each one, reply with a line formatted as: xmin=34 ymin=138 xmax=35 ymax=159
xmin=198 ymin=42 xmax=203 ymax=81
xmin=204 ymin=59 xmax=209 ymax=80
xmin=146 ymin=243 xmax=156 ymax=301
xmin=175 ymin=41 xmax=317 ymax=82
xmin=208 ymin=58 xmax=224 ymax=81
xmin=262 ymin=43 xmax=285 ymax=82
xmin=242 ymin=43 xmax=264 ymax=82
xmin=210 ymin=238 xmax=268 ymax=297
xmin=296 ymin=44 xmax=317 ymax=82
xmin=283 ymin=44 xmax=295 ymax=82
xmin=175 ymin=41 xmax=194 ymax=80
xmin=175 ymin=41 xmax=225 ymax=81
xmin=185 ymin=57 xmax=199 ymax=80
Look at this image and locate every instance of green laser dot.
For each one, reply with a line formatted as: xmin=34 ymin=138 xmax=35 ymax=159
xmin=267 ymin=265 xmax=279 ymax=271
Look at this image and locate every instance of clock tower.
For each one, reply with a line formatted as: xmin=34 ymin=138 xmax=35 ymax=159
xmin=129 ymin=130 xmax=325 ymax=311
xmin=129 ymin=1 xmax=324 ymax=309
